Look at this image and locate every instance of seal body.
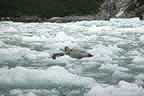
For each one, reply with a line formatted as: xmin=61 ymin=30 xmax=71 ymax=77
xmin=52 ymin=46 xmax=93 ymax=59
xmin=64 ymin=47 xmax=93 ymax=59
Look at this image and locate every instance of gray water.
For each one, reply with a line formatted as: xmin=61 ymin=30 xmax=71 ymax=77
xmin=0 ymin=18 xmax=144 ymax=96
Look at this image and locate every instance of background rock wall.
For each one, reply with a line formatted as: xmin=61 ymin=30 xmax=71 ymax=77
xmin=0 ymin=0 xmax=143 ymax=21
xmin=0 ymin=0 xmax=103 ymax=18
xmin=97 ymin=0 xmax=144 ymax=19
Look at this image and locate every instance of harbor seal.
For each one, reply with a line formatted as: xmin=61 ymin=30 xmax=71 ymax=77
xmin=52 ymin=46 xmax=93 ymax=59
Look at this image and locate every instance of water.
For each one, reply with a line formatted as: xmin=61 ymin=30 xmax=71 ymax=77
xmin=0 ymin=18 xmax=144 ymax=96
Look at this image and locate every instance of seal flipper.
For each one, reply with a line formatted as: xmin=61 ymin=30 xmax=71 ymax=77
xmin=78 ymin=53 xmax=93 ymax=59
xmin=88 ymin=53 xmax=93 ymax=57
xmin=52 ymin=53 xmax=65 ymax=59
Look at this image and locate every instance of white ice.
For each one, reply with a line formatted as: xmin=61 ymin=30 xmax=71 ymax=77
xmin=0 ymin=18 xmax=144 ymax=96
xmin=0 ymin=66 xmax=95 ymax=89
xmin=87 ymin=81 xmax=144 ymax=96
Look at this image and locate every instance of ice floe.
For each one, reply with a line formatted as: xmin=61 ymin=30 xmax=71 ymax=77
xmin=87 ymin=81 xmax=144 ymax=96
xmin=0 ymin=18 xmax=144 ymax=95
xmin=0 ymin=66 xmax=96 ymax=89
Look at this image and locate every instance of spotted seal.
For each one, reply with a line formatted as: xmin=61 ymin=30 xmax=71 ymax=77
xmin=52 ymin=46 xmax=93 ymax=59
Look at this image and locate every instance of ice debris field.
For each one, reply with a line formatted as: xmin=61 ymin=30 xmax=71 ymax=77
xmin=0 ymin=18 xmax=144 ymax=96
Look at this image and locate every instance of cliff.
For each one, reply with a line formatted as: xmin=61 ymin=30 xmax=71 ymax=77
xmin=97 ymin=0 xmax=144 ymax=19
xmin=0 ymin=0 xmax=143 ymax=22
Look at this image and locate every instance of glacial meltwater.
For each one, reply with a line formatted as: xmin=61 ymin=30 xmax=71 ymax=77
xmin=0 ymin=18 xmax=144 ymax=96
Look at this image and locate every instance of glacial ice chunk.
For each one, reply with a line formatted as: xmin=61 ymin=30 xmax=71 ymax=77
xmin=87 ymin=81 xmax=144 ymax=96
xmin=0 ymin=66 xmax=96 ymax=89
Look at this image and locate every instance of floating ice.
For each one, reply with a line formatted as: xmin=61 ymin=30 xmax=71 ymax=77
xmin=0 ymin=19 xmax=144 ymax=95
xmin=0 ymin=47 xmax=49 ymax=65
xmin=110 ymin=18 xmax=141 ymax=28
xmin=135 ymin=74 xmax=144 ymax=80
xmin=54 ymin=32 xmax=75 ymax=42
xmin=0 ymin=47 xmax=67 ymax=67
xmin=133 ymin=56 xmax=144 ymax=64
xmin=0 ymin=66 xmax=96 ymax=89
xmin=0 ymin=26 xmax=17 ymax=32
xmin=139 ymin=35 xmax=144 ymax=41
xmin=87 ymin=81 xmax=144 ymax=96
xmin=10 ymin=89 xmax=60 ymax=96
xmin=110 ymin=18 xmax=140 ymax=22
xmin=99 ymin=64 xmax=129 ymax=72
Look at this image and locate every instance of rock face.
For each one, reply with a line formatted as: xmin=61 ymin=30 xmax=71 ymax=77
xmin=46 ymin=0 xmax=144 ymax=21
xmin=0 ymin=0 xmax=143 ymax=22
xmin=97 ymin=0 xmax=144 ymax=19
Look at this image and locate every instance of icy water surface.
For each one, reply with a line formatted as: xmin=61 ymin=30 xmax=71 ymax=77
xmin=0 ymin=18 xmax=144 ymax=96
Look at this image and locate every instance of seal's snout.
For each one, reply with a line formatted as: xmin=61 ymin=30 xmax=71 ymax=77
xmin=64 ymin=46 xmax=71 ymax=54
xmin=64 ymin=46 xmax=70 ymax=51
